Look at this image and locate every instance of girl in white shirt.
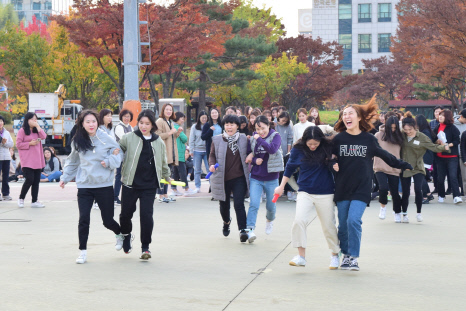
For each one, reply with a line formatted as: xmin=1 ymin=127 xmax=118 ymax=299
xmin=293 ymin=108 xmax=315 ymax=144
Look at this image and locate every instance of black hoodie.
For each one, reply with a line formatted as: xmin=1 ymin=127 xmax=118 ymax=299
xmin=132 ymin=130 xmax=159 ymax=190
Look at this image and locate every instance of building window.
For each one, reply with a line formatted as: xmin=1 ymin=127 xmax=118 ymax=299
xmin=378 ymin=34 xmax=391 ymax=52
xmin=378 ymin=3 xmax=392 ymax=22
xmin=358 ymin=4 xmax=372 ymax=23
xmin=13 ymin=0 xmax=23 ymax=10
xmin=33 ymin=2 xmax=41 ymax=10
xmin=358 ymin=34 xmax=372 ymax=53
xmin=45 ymin=1 xmax=52 ymax=10
xmin=339 ymin=34 xmax=352 ymax=50
xmin=339 ymin=4 xmax=352 ymax=20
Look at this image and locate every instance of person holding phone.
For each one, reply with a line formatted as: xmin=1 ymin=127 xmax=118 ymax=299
xmin=16 ymin=112 xmax=47 ymax=208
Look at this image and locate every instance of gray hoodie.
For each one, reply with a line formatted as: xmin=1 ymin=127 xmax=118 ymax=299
xmin=274 ymin=122 xmax=293 ymax=155
xmin=61 ymin=129 xmax=122 ymax=188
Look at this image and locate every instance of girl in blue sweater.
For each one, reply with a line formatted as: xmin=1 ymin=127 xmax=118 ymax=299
xmin=275 ymin=126 xmax=340 ymax=269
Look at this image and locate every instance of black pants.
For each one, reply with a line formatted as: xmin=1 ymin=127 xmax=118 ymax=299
xmin=0 ymin=160 xmax=10 ymax=196
xmin=401 ymin=173 xmax=425 ymax=214
xmin=375 ymin=172 xmax=401 ymax=211
xmin=114 ymin=165 xmax=122 ymax=200
xmin=372 ymin=173 xmax=379 ymax=193
xmin=120 ymin=186 xmax=157 ymax=250
xmin=437 ymin=157 xmax=461 ymax=198
xmin=422 ymin=177 xmax=431 ymax=198
xmin=220 ymin=176 xmax=247 ymax=230
xmin=171 ymin=161 xmax=188 ymax=190
xmin=20 ymin=167 xmax=41 ymax=202
xmin=77 ymin=186 xmax=121 ymax=250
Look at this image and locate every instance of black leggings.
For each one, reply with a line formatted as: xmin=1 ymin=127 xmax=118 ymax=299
xmin=375 ymin=172 xmax=401 ymax=212
xmin=20 ymin=167 xmax=41 ymax=202
xmin=220 ymin=176 xmax=247 ymax=230
xmin=401 ymin=173 xmax=425 ymax=214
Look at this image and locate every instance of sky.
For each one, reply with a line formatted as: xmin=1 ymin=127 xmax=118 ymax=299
xmin=251 ymin=0 xmax=311 ymax=37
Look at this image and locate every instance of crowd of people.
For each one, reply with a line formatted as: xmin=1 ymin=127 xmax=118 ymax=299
xmin=4 ymin=99 xmax=465 ymax=271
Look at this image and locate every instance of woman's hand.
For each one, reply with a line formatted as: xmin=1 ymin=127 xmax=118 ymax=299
xmin=333 ymin=163 xmax=339 ymax=172
xmin=274 ymin=186 xmax=284 ymax=196
xmin=101 ymin=161 xmax=107 ymax=168
xmin=245 ymin=154 xmax=253 ymax=164
xmin=29 ymin=139 xmax=39 ymax=146
xmin=253 ymin=134 xmax=260 ymax=140
xmin=209 ymin=165 xmax=217 ymax=173
xmin=29 ymin=120 xmax=39 ymax=128
xmin=43 ymin=173 xmax=48 ymax=177
xmin=113 ymin=148 xmax=120 ymax=155
xmin=177 ymin=127 xmax=183 ymax=133
xmin=445 ymin=144 xmax=450 ymax=151
xmin=210 ymin=126 xmax=215 ymax=131
xmin=1 ymin=138 xmax=6 ymax=144
xmin=170 ymin=128 xmax=177 ymax=135
xmin=59 ymin=181 xmax=65 ymax=189
xmin=255 ymin=158 xmax=263 ymax=165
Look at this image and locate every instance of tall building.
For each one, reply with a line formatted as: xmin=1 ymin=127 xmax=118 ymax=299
xmin=3 ymin=0 xmax=71 ymax=25
xmin=310 ymin=0 xmax=399 ymax=74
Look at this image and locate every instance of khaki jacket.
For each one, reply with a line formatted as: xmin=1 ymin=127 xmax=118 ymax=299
xmin=155 ymin=118 xmax=180 ymax=166
xmin=401 ymin=131 xmax=449 ymax=178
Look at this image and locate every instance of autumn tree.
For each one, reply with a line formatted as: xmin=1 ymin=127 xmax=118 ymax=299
xmin=393 ymin=0 xmax=466 ymax=110
xmin=274 ymin=35 xmax=351 ymax=118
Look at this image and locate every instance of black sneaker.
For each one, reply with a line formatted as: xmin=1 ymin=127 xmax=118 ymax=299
xmin=140 ymin=250 xmax=151 ymax=260
xmin=114 ymin=198 xmax=121 ymax=206
xmin=223 ymin=218 xmax=231 ymax=237
xmin=371 ymin=192 xmax=379 ymax=200
xmin=340 ymin=255 xmax=350 ymax=270
xmin=239 ymin=229 xmax=248 ymax=243
xmin=427 ymin=194 xmax=434 ymax=201
xmin=431 ymin=189 xmax=438 ymax=194
xmin=123 ymin=234 xmax=134 ymax=253
xmin=422 ymin=198 xmax=430 ymax=204
xmin=349 ymin=257 xmax=360 ymax=271
xmin=446 ymin=190 xmax=452 ymax=195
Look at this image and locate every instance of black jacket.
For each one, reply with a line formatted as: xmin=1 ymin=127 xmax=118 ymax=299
xmin=460 ymin=131 xmax=466 ymax=163
xmin=421 ymin=128 xmax=435 ymax=165
xmin=201 ymin=122 xmax=223 ymax=157
xmin=434 ymin=124 xmax=460 ymax=157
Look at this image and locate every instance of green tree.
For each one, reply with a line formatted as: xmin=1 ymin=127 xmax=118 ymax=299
xmin=0 ymin=4 xmax=19 ymax=28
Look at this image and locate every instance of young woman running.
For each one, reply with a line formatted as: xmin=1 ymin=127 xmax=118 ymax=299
xmin=293 ymin=108 xmax=315 ymax=143
xmin=275 ymin=111 xmax=295 ymax=200
xmin=113 ymin=109 xmax=133 ymax=205
xmin=246 ymin=110 xmax=261 ymax=137
xmin=171 ymin=112 xmax=196 ymax=196
xmin=16 ymin=112 xmax=47 ymax=208
xmin=156 ymin=103 xmax=181 ymax=202
xmin=332 ymin=100 xmax=412 ymax=271
xmin=401 ymin=112 xmax=450 ymax=223
xmin=275 ymin=126 xmax=340 ymax=269
xmin=373 ymin=116 xmax=404 ymax=220
xmin=239 ymin=116 xmax=249 ymax=135
xmin=209 ymin=114 xmax=250 ymax=243
xmin=245 ymin=116 xmax=283 ymax=242
xmin=189 ymin=111 xmax=208 ymax=194
xmin=60 ymin=110 xmax=123 ymax=264
xmin=0 ymin=115 xmax=14 ymax=200
xmin=98 ymin=108 xmax=116 ymax=140
xmin=40 ymin=148 xmax=63 ymax=182
xmin=118 ymin=110 xmax=171 ymax=260
xmin=433 ymin=109 xmax=462 ymax=203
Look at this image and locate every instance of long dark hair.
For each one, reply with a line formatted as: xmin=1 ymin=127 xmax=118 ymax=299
xmin=382 ymin=116 xmax=404 ymax=146
xmin=22 ymin=112 xmax=39 ymax=135
xmin=208 ymin=108 xmax=222 ymax=127
xmin=99 ymin=109 xmax=113 ymax=130
xmin=295 ymin=126 xmax=333 ymax=165
xmin=138 ymin=109 xmax=158 ymax=133
xmin=416 ymin=114 xmax=435 ymax=139
xmin=402 ymin=111 xmax=416 ymax=129
xmin=195 ymin=111 xmax=208 ymax=130
xmin=73 ymin=110 xmax=99 ymax=153
xmin=43 ymin=147 xmax=57 ymax=171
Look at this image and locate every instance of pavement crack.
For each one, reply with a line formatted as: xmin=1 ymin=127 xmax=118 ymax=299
xmin=223 ymin=214 xmax=318 ymax=310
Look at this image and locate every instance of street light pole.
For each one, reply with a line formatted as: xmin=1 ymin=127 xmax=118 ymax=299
xmin=123 ymin=0 xmax=140 ymax=101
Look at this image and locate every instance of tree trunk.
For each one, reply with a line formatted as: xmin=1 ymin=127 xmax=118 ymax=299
xmin=198 ymin=71 xmax=207 ymax=113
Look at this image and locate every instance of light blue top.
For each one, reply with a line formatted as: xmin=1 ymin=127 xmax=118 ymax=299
xmin=213 ymin=123 xmax=222 ymax=136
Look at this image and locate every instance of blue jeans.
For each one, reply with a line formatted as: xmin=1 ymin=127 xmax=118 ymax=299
xmin=246 ymin=177 xmax=278 ymax=229
xmin=336 ymin=200 xmax=366 ymax=258
xmin=194 ymin=151 xmax=208 ymax=189
xmin=40 ymin=171 xmax=63 ymax=182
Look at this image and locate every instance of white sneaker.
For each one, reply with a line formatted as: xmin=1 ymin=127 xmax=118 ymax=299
xmin=261 ymin=192 xmax=266 ymax=200
xmin=245 ymin=197 xmax=250 ymax=203
xmin=18 ymin=199 xmax=24 ymax=208
xmin=289 ymin=255 xmax=306 ymax=267
xmin=292 ymin=192 xmax=297 ymax=202
xmin=115 ymin=234 xmax=125 ymax=251
xmin=287 ymin=191 xmax=293 ymax=201
xmin=394 ymin=213 xmax=401 ymax=223
xmin=31 ymin=201 xmax=45 ymax=208
xmin=378 ymin=207 xmax=386 ymax=220
xmin=417 ymin=213 xmax=423 ymax=222
xmin=247 ymin=230 xmax=256 ymax=243
xmin=454 ymin=196 xmax=463 ymax=204
xmin=265 ymin=220 xmax=274 ymax=235
xmin=438 ymin=197 xmax=445 ymax=203
xmin=184 ymin=189 xmax=197 ymax=196
xmin=3 ymin=195 xmax=12 ymax=201
xmin=402 ymin=214 xmax=409 ymax=223
xmin=93 ymin=202 xmax=99 ymax=209
xmin=171 ymin=190 xmax=183 ymax=196
xmin=76 ymin=251 xmax=87 ymax=264
xmin=329 ymin=255 xmax=340 ymax=270
xmin=195 ymin=188 xmax=201 ymax=193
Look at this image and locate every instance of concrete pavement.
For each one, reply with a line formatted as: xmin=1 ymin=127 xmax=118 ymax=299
xmin=1 ymin=181 xmax=465 ymax=310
